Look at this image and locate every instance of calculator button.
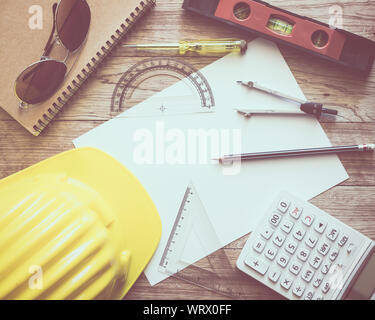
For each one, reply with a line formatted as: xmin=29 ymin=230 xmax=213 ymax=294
xmin=245 ymin=255 xmax=269 ymax=275
xmin=338 ymin=234 xmax=349 ymax=247
xmin=272 ymin=231 xmax=286 ymax=247
xmin=322 ymin=280 xmax=331 ymax=294
xmin=277 ymin=199 xmax=290 ymax=213
xmin=313 ymin=294 xmax=324 ymax=300
xmin=302 ymin=213 xmax=314 ymax=227
xmin=289 ymin=259 xmax=302 ymax=275
xmin=292 ymin=281 xmax=305 ymax=297
xmin=253 ymin=238 xmax=266 ymax=253
xmin=260 ymin=225 xmax=274 ymax=240
xmin=280 ymin=274 xmax=293 ymax=290
xmin=321 ymin=261 xmax=332 ymax=275
xmin=305 ymin=234 xmax=318 ymax=248
xmin=304 ymin=290 xmax=315 ymax=300
xmin=347 ymin=242 xmax=356 ymax=254
xmin=285 ymin=239 xmax=298 ymax=254
xmin=277 ymin=252 xmax=290 ymax=268
xmin=313 ymin=274 xmax=323 ymax=288
xmin=297 ymin=248 xmax=310 ymax=262
xmin=268 ymin=267 xmax=281 ymax=283
xmin=329 ymin=246 xmax=340 ymax=262
xmin=293 ymin=225 xmax=306 ymax=241
xmin=269 ymin=212 xmax=282 ymax=227
xmin=264 ymin=245 xmax=278 ymax=261
xmin=301 ymin=266 xmax=315 ymax=283
xmin=326 ymin=227 xmax=339 ymax=241
xmin=281 ymin=219 xmax=294 ymax=234
xmin=317 ymin=241 xmax=330 ymax=256
xmin=314 ymin=219 xmax=327 ymax=234
xmin=289 ymin=205 xmax=303 ymax=219
xmin=309 ymin=253 xmax=323 ymax=269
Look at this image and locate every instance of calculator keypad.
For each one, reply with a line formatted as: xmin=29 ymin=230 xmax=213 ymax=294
xmin=237 ymin=192 xmax=373 ymax=300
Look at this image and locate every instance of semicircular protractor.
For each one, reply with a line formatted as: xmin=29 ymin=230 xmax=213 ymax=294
xmin=111 ymin=58 xmax=215 ymax=116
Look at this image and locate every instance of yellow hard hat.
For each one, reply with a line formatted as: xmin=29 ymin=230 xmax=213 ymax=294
xmin=0 ymin=147 xmax=161 ymax=300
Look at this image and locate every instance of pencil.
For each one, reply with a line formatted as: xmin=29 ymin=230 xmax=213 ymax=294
xmin=215 ymin=144 xmax=375 ymax=162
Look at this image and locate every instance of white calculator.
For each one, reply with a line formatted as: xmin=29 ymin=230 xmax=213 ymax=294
xmin=237 ymin=191 xmax=375 ymax=300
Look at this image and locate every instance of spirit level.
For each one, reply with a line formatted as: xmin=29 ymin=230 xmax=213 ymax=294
xmin=182 ymin=0 xmax=375 ymax=74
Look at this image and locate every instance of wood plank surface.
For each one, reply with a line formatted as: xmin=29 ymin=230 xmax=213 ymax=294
xmin=0 ymin=0 xmax=374 ymax=300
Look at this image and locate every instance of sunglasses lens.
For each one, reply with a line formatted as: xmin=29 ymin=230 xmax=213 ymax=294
xmin=15 ymin=60 xmax=67 ymax=105
xmin=56 ymin=0 xmax=91 ymax=52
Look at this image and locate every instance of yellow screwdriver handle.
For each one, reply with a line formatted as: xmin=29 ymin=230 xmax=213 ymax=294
xmin=179 ymin=39 xmax=247 ymax=55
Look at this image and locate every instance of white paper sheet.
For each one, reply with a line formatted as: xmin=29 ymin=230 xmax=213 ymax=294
xmin=73 ymin=38 xmax=349 ymax=285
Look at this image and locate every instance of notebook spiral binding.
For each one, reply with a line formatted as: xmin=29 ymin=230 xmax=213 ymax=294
xmin=33 ymin=0 xmax=156 ymax=135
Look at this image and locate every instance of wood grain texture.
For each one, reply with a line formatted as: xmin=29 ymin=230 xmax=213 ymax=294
xmin=0 ymin=0 xmax=374 ymax=300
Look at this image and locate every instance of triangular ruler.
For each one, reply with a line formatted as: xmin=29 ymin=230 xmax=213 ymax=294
xmin=158 ymin=182 xmax=258 ymax=299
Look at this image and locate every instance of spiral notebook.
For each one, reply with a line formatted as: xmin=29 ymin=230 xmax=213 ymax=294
xmin=0 ymin=0 xmax=156 ymax=136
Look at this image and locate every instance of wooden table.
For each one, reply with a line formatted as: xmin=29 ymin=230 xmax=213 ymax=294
xmin=1 ymin=0 xmax=374 ymax=300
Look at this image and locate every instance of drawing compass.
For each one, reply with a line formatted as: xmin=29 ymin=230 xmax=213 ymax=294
xmin=237 ymin=80 xmax=338 ymax=119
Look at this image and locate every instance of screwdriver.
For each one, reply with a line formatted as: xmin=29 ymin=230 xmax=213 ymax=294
xmin=122 ymin=39 xmax=248 ymax=55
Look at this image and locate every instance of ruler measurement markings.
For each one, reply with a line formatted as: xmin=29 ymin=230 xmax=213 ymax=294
xmin=159 ymin=186 xmax=193 ymax=270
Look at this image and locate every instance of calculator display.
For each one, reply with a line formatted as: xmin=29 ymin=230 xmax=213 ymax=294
xmin=345 ymin=249 xmax=375 ymax=300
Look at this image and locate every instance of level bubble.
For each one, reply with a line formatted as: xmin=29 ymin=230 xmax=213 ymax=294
xmin=233 ymin=2 xmax=251 ymax=20
xmin=312 ymin=30 xmax=329 ymax=48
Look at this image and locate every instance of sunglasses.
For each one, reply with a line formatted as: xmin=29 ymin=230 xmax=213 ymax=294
xmin=15 ymin=0 xmax=91 ymax=107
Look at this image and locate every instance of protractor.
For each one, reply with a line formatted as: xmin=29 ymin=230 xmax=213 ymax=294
xmin=111 ymin=57 xmax=215 ymax=114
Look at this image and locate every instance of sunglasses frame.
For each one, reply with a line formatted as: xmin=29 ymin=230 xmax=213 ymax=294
xmin=15 ymin=0 xmax=91 ymax=108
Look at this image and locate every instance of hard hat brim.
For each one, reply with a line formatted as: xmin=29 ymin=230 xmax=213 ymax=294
xmin=0 ymin=147 xmax=162 ymax=299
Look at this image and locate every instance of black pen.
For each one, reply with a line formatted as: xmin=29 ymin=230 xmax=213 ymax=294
xmin=215 ymin=144 xmax=375 ymax=163
xmin=237 ymin=80 xmax=338 ymax=118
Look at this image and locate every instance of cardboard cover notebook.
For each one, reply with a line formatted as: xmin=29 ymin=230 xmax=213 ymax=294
xmin=0 ymin=0 xmax=156 ymax=136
